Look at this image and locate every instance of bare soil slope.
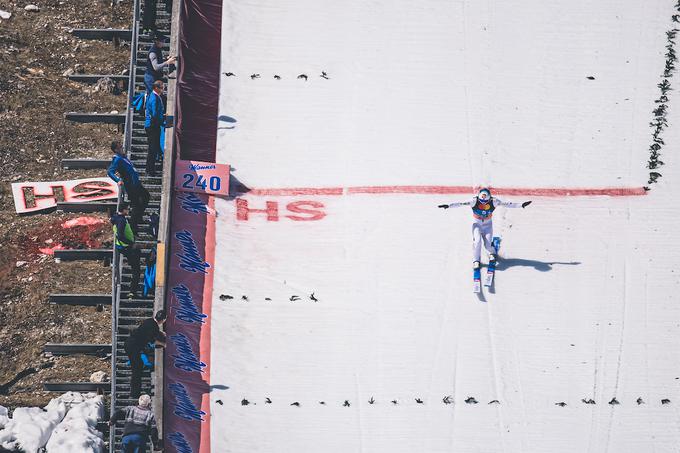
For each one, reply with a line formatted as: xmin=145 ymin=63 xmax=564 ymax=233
xmin=0 ymin=0 xmax=132 ymax=409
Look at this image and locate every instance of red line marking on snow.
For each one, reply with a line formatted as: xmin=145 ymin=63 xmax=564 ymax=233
xmin=486 ymin=187 xmax=647 ymax=197
xmin=348 ymin=185 xmax=470 ymax=194
xmin=246 ymin=185 xmax=647 ymax=197
xmin=248 ymin=187 xmax=344 ymax=196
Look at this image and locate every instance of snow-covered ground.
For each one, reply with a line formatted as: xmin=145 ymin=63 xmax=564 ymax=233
xmin=209 ymin=0 xmax=680 ymax=452
xmin=0 ymin=393 xmax=104 ymax=453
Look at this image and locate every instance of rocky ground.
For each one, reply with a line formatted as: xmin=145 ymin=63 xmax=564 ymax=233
xmin=0 ymin=0 xmax=133 ymax=409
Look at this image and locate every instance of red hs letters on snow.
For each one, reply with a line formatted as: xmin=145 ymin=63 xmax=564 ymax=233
xmin=236 ymin=199 xmax=326 ymax=221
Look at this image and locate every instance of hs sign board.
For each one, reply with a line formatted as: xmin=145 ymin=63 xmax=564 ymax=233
xmin=11 ymin=177 xmax=118 ymax=214
xmin=174 ymin=160 xmax=230 ymax=196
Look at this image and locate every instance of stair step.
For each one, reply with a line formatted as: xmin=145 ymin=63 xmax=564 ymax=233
xmin=118 ymin=316 xmax=149 ymax=325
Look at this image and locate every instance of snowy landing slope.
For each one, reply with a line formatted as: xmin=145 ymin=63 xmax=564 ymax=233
xmin=210 ymin=0 xmax=680 ymax=452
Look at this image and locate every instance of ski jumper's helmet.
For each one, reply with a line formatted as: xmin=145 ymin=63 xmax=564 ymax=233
xmin=477 ymin=188 xmax=491 ymax=202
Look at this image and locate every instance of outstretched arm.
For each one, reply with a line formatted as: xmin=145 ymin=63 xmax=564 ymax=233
xmin=149 ymin=51 xmax=168 ymax=72
xmin=494 ymin=198 xmax=532 ymax=208
xmin=438 ymin=200 xmax=472 ymax=209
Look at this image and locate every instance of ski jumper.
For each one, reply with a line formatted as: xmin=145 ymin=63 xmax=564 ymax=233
xmin=447 ymin=197 xmax=522 ymax=262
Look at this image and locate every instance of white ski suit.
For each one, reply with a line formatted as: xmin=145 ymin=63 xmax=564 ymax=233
xmin=446 ymin=197 xmax=523 ymax=262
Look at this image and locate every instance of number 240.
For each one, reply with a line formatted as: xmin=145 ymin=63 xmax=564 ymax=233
xmin=182 ymin=174 xmax=221 ymax=191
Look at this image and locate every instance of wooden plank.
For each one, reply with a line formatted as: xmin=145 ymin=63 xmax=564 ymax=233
xmin=43 ymin=382 xmax=110 ymax=392
xmin=49 ymin=294 xmax=112 ymax=306
xmin=54 ymin=249 xmax=112 ymax=261
xmin=44 ymin=343 xmax=112 ymax=356
xmin=65 ymin=112 xmax=126 ymax=124
xmin=67 ymin=74 xmax=128 ymax=85
xmin=70 ymin=28 xmax=131 ymax=41
xmin=61 ymin=158 xmax=111 ymax=170
xmin=56 ymin=202 xmax=117 ymax=213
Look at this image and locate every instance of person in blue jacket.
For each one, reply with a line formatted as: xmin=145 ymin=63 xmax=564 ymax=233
xmin=108 ymin=141 xmax=150 ymax=235
xmin=145 ymin=80 xmax=165 ymax=177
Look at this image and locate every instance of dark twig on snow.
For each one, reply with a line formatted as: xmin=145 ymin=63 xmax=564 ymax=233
xmin=646 ymin=5 xmax=680 ymax=186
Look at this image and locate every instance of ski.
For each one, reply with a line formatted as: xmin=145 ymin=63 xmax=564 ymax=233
xmin=473 ymin=261 xmax=481 ymax=293
xmin=484 ymin=260 xmax=496 ymax=287
xmin=484 ymin=237 xmax=502 ymax=287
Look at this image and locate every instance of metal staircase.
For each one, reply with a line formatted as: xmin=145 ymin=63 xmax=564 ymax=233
xmin=109 ymin=1 xmax=172 ymax=451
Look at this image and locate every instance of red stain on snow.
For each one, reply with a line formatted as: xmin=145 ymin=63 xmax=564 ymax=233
xmin=38 ymin=244 xmax=65 ymax=255
xmin=61 ymin=216 xmax=106 ymax=229
xmin=18 ymin=216 xmax=109 ymax=258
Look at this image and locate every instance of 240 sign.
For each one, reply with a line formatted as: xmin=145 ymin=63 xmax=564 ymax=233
xmin=174 ymin=160 xmax=230 ymax=196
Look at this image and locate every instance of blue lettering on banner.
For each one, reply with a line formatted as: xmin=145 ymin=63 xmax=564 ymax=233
xmin=171 ymin=333 xmax=206 ymax=373
xmin=189 ymin=164 xmax=216 ymax=171
xmin=179 ymin=192 xmax=209 ymax=215
xmin=175 ymin=230 xmax=211 ymax=274
xmin=172 ymin=284 xmax=207 ymax=324
xmin=168 ymin=432 xmax=193 ymax=453
xmin=169 ymin=382 xmax=206 ymax=421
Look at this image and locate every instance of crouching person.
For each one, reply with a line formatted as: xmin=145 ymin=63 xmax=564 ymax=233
xmin=109 ymin=394 xmax=162 ymax=452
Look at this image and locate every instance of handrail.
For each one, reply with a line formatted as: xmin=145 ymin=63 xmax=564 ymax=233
xmin=109 ymin=0 xmax=141 ymax=450
xmin=124 ymin=0 xmax=141 ymax=155
xmin=153 ymin=0 xmax=182 ymax=436
xmin=108 ymin=246 xmax=120 ymax=450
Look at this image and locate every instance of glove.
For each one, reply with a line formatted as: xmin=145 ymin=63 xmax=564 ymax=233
xmin=438 ymin=204 xmax=449 ymax=209
xmin=521 ymin=201 xmax=532 ymax=208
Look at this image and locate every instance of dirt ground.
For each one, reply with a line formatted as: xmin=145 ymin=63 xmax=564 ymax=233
xmin=0 ymin=0 xmax=133 ymax=409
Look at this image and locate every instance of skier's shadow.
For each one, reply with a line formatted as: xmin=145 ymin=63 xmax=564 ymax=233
xmin=495 ymin=258 xmax=581 ymax=272
xmin=218 ymin=114 xmax=237 ymax=129
xmin=228 ymin=169 xmax=251 ymax=198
